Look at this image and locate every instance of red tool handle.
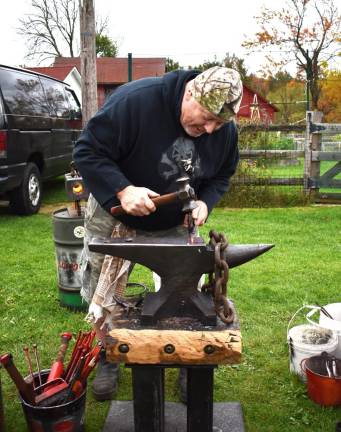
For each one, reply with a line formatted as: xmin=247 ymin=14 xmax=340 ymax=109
xmin=35 ymin=381 xmax=69 ymax=406
xmin=56 ymin=332 xmax=72 ymax=363
xmin=81 ymin=345 xmax=102 ymax=382
xmin=46 ymin=332 xmax=72 ymax=383
xmin=0 ymin=353 xmax=36 ymax=405
xmin=110 ymin=192 xmax=178 ymax=216
xmin=71 ymin=380 xmax=84 ymax=398
xmin=64 ymin=351 xmax=88 ymax=402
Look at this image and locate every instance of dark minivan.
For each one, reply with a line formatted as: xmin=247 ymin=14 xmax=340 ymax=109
xmin=0 ymin=64 xmax=82 ymax=215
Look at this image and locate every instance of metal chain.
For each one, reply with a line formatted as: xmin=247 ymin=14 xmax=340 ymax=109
xmin=203 ymin=230 xmax=234 ymax=324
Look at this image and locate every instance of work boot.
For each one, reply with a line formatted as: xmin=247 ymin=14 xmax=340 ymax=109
xmin=178 ymin=368 xmax=187 ymax=404
xmin=92 ymin=350 xmax=119 ymax=401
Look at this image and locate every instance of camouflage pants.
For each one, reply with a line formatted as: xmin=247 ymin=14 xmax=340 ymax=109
xmin=80 ymin=194 xmax=134 ymax=308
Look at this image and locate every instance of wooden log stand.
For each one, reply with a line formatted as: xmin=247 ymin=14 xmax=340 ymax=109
xmin=105 ymin=302 xmax=242 ymax=432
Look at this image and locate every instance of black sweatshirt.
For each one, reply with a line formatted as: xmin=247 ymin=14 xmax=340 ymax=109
xmin=73 ymin=70 xmax=239 ymax=231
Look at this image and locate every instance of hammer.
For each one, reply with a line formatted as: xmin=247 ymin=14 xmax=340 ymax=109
xmin=111 ymin=176 xmax=197 ymax=217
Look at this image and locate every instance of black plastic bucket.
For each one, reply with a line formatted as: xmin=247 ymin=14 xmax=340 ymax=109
xmin=52 ymin=208 xmax=87 ymax=311
xmin=20 ymin=370 xmax=86 ymax=432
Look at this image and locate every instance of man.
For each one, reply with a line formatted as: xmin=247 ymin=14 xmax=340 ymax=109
xmin=73 ymin=66 xmax=243 ymax=402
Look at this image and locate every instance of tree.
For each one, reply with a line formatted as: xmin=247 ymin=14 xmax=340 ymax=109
xmin=96 ymin=34 xmax=118 ymax=57
xmin=247 ymin=74 xmax=270 ymax=98
xmin=242 ymin=0 xmax=341 ymax=109
xmin=267 ymin=74 xmax=306 ymax=123
xmin=18 ymin=0 xmax=118 ymax=63
xmin=318 ymin=69 xmax=341 ymax=121
xmin=165 ymin=58 xmax=181 ymax=72
xmin=192 ymin=53 xmax=249 ymax=81
xmin=222 ymin=53 xmax=249 ymax=83
xmin=193 ymin=55 xmax=221 ymax=71
xmin=18 ymin=0 xmax=79 ymax=62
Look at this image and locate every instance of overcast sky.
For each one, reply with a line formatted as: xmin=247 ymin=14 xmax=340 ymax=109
xmin=1 ymin=0 xmax=340 ymax=75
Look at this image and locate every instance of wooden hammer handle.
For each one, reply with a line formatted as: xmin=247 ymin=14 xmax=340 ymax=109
xmin=111 ymin=192 xmax=178 ymax=216
xmin=0 ymin=354 xmax=36 ymax=405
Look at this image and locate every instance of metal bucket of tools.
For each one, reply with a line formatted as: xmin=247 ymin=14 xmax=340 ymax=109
xmin=20 ymin=370 xmax=86 ymax=432
xmin=52 ymin=208 xmax=87 ymax=311
xmin=301 ymin=353 xmax=341 ymax=407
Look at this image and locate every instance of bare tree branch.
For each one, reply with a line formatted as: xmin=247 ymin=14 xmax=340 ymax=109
xmin=17 ymin=0 xmax=79 ymax=63
xmin=17 ymin=0 xmax=117 ymax=64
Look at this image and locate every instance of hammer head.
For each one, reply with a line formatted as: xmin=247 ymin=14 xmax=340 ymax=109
xmin=175 ymin=176 xmax=197 ymax=213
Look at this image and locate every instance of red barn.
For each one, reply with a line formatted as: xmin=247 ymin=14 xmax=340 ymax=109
xmin=238 ymin=84 xmax=278 ymax=123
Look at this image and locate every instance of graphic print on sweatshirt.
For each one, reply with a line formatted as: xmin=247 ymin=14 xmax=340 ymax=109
xmin=158 ymin=137 xmax=201 ymax=181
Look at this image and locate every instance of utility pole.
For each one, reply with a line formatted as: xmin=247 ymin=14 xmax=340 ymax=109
xmin=79 ymin=0 xmax=97 ymax=127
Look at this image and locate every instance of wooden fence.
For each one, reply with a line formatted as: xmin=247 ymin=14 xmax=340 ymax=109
xmin=233 ymin=111 xmax=341 ymax=202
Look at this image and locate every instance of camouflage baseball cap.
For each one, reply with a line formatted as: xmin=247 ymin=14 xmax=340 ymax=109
xmin=190 ymin=66 xmax=243 ymax=121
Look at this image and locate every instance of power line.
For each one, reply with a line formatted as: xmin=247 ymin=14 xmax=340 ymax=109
xmin=124 ymin=49 xmax=296 ymax=58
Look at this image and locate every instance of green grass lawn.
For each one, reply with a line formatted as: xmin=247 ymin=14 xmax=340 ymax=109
xmin=265 ymin=160 xmax=339 ymax=179
xmin=236 ymin=159 xmax=339 ymax=180
xmin=0 ymin=185 xmax=340 ymax=431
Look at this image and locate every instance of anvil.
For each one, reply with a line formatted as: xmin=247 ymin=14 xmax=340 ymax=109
xmin=89 ymin=231 xmax=273 ymax=326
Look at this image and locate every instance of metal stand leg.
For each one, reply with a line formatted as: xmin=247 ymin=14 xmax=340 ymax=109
xmin=131 ymin=366 xmax=165 ymax=432
xmin=187 ymin=367 xmax=214 ymax=432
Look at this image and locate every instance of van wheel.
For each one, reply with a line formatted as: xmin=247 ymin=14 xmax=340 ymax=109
xmin=9 ymin=163 xmax=42 ymax=215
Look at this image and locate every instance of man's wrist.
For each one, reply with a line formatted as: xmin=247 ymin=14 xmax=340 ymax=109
xmin=117 ymin=185 xmax=133 ymax=201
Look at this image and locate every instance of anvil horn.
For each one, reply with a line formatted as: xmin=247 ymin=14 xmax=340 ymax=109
xmin=223 ymin=244 xmax=274 ymax=268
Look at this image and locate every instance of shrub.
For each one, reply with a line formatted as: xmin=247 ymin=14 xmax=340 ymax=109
xmin=217 ymin=161 xmax=311 ymax=208
xmin=238 ymin=130 xmax=295 ymax=150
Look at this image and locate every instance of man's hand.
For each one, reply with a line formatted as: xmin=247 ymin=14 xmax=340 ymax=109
xmin=184 ymin=200 xmax=208 ymax=226
xmin=117 ymin=185 xmax=160 ymax=216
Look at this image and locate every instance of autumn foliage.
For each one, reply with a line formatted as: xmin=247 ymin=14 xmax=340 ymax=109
xmin=242 ymin=0 xmax=341 ymax=109
xmin=318 ymin=70 xmax=341 ymax=122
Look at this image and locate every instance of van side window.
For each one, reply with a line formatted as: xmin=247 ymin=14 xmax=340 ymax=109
xmin=65 ymin=89 xmax=81 ymax=119
xmin=40 ymin=78 xmax=70 ymax=118
xmin=0 ymin=69 xmax=49 ymax=116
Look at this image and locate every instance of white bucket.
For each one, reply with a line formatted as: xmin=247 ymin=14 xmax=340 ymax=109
xmin=307 ymin=302 xmax=341 ymax=358
xmin=287 ymin=305 xmax=339 ymax=381
xmin=287 ymin=324 xmax=338 ymax=380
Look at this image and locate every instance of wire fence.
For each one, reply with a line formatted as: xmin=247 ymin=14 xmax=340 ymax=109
xmin=218 ymin=115 xmax=341 ymax=207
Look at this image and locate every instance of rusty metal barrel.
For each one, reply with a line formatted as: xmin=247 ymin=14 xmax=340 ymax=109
xmin=52 ymin=207 xmax=87 ymax=311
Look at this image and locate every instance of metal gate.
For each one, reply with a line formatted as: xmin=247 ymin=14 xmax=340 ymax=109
xmin=305 ymin=111 xmax=341 ymax=202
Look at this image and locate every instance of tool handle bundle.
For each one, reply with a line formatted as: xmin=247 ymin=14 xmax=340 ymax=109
xmin=0 ymin=330 xmax=101 ymax=407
